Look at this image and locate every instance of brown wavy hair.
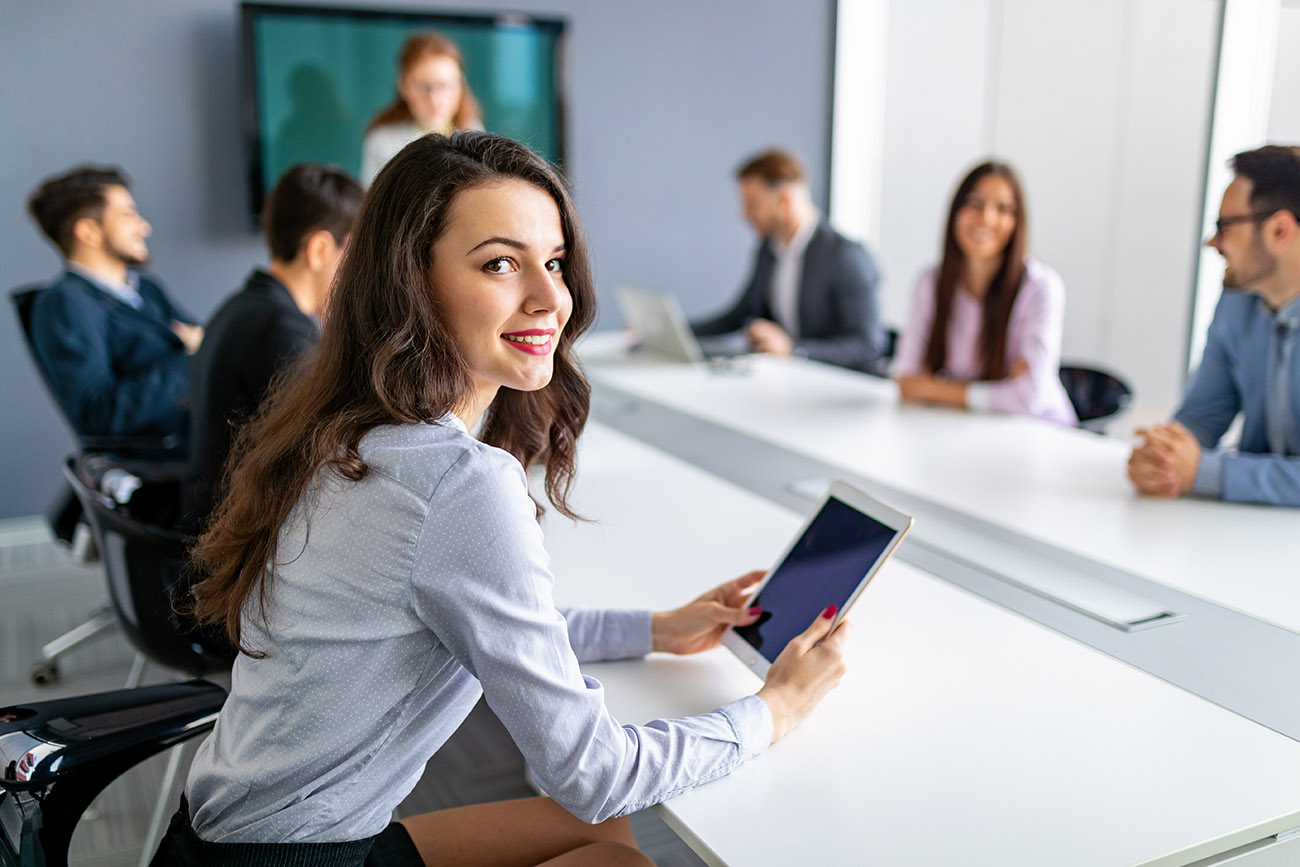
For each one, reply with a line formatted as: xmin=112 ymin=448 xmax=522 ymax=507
xmin=190 ymin=132 xmax=595 ymax=655
xmin=924 ymin=161 xmax=1028 ymax=381
xmin=366 ymin=31 xmax=482 ymax=133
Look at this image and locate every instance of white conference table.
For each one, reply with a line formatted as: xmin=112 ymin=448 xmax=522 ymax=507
xmin=543 ymin=422 xmax=1300 ymax=866
xmin=580 ymin=345 xmax=1300 ymax=636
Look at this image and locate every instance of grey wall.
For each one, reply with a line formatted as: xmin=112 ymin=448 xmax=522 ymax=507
xmin=0 ymin=0 xmax=834 ymax=519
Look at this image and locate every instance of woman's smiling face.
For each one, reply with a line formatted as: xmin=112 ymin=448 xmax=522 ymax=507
xmin=428 ymin=178 xmax=572 ymax=418
xmin=954 ymin=174 xmax=1018 ymax=265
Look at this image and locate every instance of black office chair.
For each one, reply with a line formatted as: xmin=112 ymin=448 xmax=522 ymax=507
xmin=1059 ymin=364 xmax=1134 ymax=433
xmin=63 ymin=457 xmax=232 ymax=680
xmin=61 ymin=455 xmax=233 ymax=864
xmin=11 ymin=285 xmax=186 ymax=685
xmin=0 ymin=679 xmax=226 ymax=867
xmin=882 ymin=327 xmax=899 ymax=362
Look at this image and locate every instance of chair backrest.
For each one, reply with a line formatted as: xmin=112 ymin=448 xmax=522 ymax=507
xmin=10 ymin=284 xmax=54 ymax=397
xmin=1059 ymin=364 xmax=1134 ymax=429
xmin=11 ymin=285 xmax=41 ymax=339
xmin=882 ymin=327 xmax=899 ymax=362
xmin=62 ymin=457 xmax=234 ymax=676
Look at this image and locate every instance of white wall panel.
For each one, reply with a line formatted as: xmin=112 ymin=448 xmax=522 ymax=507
xmin=876 ymin=0 xmax=994 ymax=329
xmin=991 ymin=0 xmax=1128 ymax=368
xmin=1266 ymin=1 xmax=1300 ymax=140
xmin=1105 ymin=0 xmax=1219 ymax=410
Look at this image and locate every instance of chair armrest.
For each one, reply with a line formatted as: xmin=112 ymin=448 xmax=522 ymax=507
xmin=0 ymin=680 xmax=226 ymax=791
xmin=80 ymin=433 xmax=185 ymax=461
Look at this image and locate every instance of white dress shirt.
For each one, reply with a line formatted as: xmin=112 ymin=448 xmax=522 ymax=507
xmin=767 ymin=216 xmax=817 ymax=336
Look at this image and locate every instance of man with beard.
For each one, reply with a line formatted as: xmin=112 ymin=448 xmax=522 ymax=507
xmin=1128 ymin=145 xmax=1300 ymax=506
xmin=26 ymin=166 xmax=201 ymax=440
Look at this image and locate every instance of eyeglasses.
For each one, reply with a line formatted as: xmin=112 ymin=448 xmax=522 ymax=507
xmin=409 ymin=81 xmax=457 ymax=98
xmin=1212 ymin=211 xmax=1278 ymax=237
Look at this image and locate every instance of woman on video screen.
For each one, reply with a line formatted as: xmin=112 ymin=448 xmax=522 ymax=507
xmin=360 ymin=31 xmax=484 ymax=186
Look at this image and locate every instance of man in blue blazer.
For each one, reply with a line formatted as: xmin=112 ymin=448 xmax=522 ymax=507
xmin=26 ymin=166 xmax=201 ymax=439
xmin=691 ymin=149 xmax=887 ymax=374
xmin=1128 ymin=145 xmax=1300 ymax=507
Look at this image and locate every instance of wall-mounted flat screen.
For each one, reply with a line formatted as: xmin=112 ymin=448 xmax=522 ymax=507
xmin=241 ymin=2 xmax=566 ymax=219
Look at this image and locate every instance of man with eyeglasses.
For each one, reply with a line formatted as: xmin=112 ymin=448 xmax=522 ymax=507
xmin=1128 ymin=145 xmax=1300 ymax=506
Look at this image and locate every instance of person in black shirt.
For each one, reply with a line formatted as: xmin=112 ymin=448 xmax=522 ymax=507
xmin=186 ymin=164 xmax=363 ymax=528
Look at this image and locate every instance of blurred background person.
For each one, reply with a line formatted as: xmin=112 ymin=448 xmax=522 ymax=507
xmin=360 ymin=31 xmax=483 ymax=185
xmin=186 ymin=164 xmax=363 ymax=529
xmin=26 ymin=165 xmax=201 ymax=440
xmin=691 ymin=148 xmax=887 ymax=374
xmin=1128 ymin=145 xmax=1300 ymax=506
xmin=892 ymin=161 xmax=1076 ymax=424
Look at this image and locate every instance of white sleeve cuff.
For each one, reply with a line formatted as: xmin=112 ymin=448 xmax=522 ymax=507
xmin=966 ymin=382 xmax=994 ymax=413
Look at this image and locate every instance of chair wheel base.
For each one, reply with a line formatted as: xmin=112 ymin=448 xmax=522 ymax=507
xmin=30 ymin=660 xmax=60 ymax=686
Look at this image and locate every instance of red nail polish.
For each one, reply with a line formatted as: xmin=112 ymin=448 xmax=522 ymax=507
xmin=822 ymin=604 xmax=837 ymax=620
xmin=749 ymin=606 xmax=762 ymax=616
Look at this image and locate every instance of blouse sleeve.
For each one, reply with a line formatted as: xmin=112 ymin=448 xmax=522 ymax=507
xmin=560 ymin=607 xmax=653 ymax=663
xmin=409 ymin=445 xmax=772 ymax=823
xmin=966 ymin=263 xmax=1068 ymax=417
xmin=891 ymin=269 xmax=937 ymax=377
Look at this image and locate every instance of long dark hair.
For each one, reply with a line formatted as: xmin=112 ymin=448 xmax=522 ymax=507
xmin=366 ymin=31 xmax=482 ymax=133
xmin=191 ymin=132 xmax=595 ymax=655
xmin=924 ymin=161 xmax=1028 ymax=380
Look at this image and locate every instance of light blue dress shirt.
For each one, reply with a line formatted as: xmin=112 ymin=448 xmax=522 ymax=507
xmin=67 ymin=263 xmax=144 ymax=310
xmin=1176 ymin=290 xmax=1300 ymax=506
xmin=186 ymin=415 xmax=772 ymax=842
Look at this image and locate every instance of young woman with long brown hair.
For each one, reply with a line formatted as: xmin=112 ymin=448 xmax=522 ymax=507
xmin=360 ymin=31 xmax=483 ymax=186
xmin=892 ymin=161 xmax=1076 ymax=424
xmin=151 ymin=132 xmax=848 ymax=867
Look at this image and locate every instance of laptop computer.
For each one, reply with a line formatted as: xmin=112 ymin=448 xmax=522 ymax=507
xmin=614 ymin=286 xmax=749 ymax=363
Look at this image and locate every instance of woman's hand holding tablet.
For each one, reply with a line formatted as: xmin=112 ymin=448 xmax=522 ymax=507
xmin=649 ymin=482 xmax=908 ymax=744
xmin=715 ymin=482 xmax=912 ymax=740
xmin=650 ymin=570 xmax=767 ymax=654
xmin=650 ymin=572 xmax=853 ymax=745
xmin=756 ymin=607 xmax=853 ymax=744
xmin=722 ymin=482 xmax=911 ymax=677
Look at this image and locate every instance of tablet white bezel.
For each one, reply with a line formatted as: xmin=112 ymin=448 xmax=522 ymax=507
xmin=721 ymin=480 xmax=913 ymax=678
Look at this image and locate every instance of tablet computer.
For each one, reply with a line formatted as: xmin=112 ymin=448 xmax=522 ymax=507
xmin=722 ymin=481 xmax=913 ymax=678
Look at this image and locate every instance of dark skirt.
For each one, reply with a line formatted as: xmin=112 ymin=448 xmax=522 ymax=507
xmin=149 ymin=796 xmax=424 ymax=867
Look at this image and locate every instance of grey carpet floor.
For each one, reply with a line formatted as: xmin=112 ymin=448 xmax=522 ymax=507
xmin=0 ymin=535 xmax=705 ymax=866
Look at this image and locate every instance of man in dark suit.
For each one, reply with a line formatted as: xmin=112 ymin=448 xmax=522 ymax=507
xmin=692 ymin=149 xmax=887 ymax=373
xmin=186 ymin=164 xmax=363 ymax=526
xmin=26 ymin=165 xmax=201 ymax=439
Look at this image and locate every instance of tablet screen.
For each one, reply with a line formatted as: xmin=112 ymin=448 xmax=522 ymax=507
xmin=733 ymin=496 xmax=899 ymax=663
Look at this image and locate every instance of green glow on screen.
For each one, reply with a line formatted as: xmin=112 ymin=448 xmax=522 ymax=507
xmin=253 ymin=11 xmax=561 ymax=192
